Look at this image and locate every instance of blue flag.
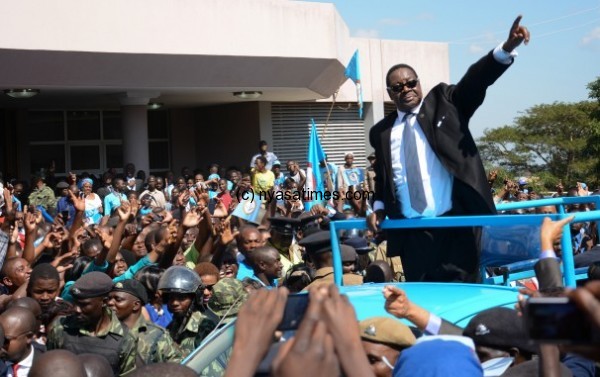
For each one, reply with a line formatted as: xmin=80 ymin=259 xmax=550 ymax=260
xmin=344 ymin=50 xmax=364 ymax=119
xmin=232 ymin=193 xmax=262 ymax=224
xmin=305 ymin=120 xmax=326 ymax=209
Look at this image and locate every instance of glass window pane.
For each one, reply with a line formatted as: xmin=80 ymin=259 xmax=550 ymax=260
xmin=27 ymin=112 xmax=64 ymax=142
xmin=30 ymin=145 xmax=65 ymax=174
xmin=70 ymin=145 xmax=100 ymax=171
xmin=103 ymin=111 xmax=122 ymax=140
xmin=148 ymin=111 xmax=169 ymax=139
xmin=67 ymin=111 xmax=100 ymax=140
xmin=105 ymin=145 xmax=123 ymax=170
xmin=149 ymin=141 xmax=169 ymax=170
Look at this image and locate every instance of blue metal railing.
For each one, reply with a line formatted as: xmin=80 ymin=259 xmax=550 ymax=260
xmin=330 ymin=196 xmax=600 ymax=288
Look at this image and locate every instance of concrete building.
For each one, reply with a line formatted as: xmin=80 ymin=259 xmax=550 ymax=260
xmin=0 ymin=0 xmax=448 ymax=180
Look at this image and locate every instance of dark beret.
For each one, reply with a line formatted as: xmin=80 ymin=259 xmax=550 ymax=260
xmin=112 ymin=279 xmax=148 ymax=304
xmin=269 ymin=217 xmax=300 ymax=235
xmin=298 ymin=230 xmax=355 ymax=257
xmin=343 ymin=237 xmax=374 ymax=255
xmin=463 ymin=307 xmax=538 ymax=355
xmin=71 ymin=272 xmax=113 ymax=300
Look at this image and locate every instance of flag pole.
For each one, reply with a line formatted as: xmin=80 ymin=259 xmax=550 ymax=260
xmin=321 ymin=89 xmax=339 ymax=140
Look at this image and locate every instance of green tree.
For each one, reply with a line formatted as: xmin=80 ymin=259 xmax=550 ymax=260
xmin=588 ymin=76 xmax=600 ymax=104
xmin=478 ymin=101 xmax=600 ymax=189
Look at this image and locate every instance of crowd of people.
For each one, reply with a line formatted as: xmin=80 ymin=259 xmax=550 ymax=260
xmin=0 ymin=14 xmax=598 ymax=375
xmin=0 ymin=139 xmax=597 ymax=376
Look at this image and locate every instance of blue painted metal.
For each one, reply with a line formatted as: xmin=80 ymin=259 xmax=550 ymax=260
xmin=331 ymin=197 xmax=600 ymax=288
xmin=341 ymin=282 xmax=519 ymax=327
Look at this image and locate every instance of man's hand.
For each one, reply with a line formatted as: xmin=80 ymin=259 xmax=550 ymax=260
xmin=117 ymin=201 xmax=132 ymax=222
xmin=561 ymin=281 xmax=600 ymax=362
xmin=68 ymin=190 xmax=85 ymax=212
xmin=213 ymin=199 xmax=228 ymax=218
xmin=272 ymin=288 xmax=339 ymax=377
xmin=367 ymin=209 xmax=385 ymax=234
xmin=224 ymin=288 xmax=289 ymax=377
xmin=182 ymin=207 xmax=203 ymax=229
xmin=383 ymin=285 xmax=411 ymax=318
xmin=540 ymin=216 xmax=574 ymax=251
xmin=503 ymin=15 xmax=530 ymax=52
xmin=24 ymin=213 xmax=37 ymax=234
xmin=383 ymin=285 xmax=433 ymax=331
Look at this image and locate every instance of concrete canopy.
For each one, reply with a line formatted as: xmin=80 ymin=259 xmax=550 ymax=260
xmin=0 ymin=0 xmax=351 ymax=108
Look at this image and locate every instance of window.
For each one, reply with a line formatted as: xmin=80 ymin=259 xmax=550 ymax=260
xmin=27 ymin=110 xmax=169 ymax=175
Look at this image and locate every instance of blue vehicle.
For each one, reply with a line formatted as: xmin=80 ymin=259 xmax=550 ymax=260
xmin=183 ymin=196 xmax=599 ymax=375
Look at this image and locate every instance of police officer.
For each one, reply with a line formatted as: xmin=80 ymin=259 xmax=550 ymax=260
xmin=108 ymin=279 xmax=182 ymax=364
xmin=157 ymin=266 xmax=216 ymax=356
xmin=300 ymin=231 xmax=363 ymax=290
xmin=47 ymin=272 xmax=138 ymax=376
xmin=359 ymin=317 xmax=416 ymax=377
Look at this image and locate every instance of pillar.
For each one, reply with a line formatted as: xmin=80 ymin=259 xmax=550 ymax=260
xmin=117 ymin=91 xmax=159 ymax=175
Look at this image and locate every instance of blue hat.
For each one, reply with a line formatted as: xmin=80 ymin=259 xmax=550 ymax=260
xmin=393 ymin=336 xmax=483 ymax=377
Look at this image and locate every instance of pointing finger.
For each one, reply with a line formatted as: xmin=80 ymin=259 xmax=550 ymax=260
xmin=511 ymin=15 xmax=522 ymax=32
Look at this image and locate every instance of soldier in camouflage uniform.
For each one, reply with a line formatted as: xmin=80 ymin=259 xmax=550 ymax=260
xmin=28 ymin=177 xmax=57 ymax=212
xmin=47 ymin=272 xmax=138 ymax=376
xmin=200 ymin=278 xmax=250 ymax=377
xmin=108 ymin=279 xmax=183 ymax=364
xmin=158 ymin=266 xmax=216 ymax=356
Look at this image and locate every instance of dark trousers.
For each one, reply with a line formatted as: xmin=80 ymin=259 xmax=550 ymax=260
xmin=386 ymin=226 xmax=481 ymax=282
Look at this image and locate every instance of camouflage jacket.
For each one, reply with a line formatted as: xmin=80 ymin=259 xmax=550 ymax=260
xmin=130 ymin=315 xmax=183 ymax=364
xmin=28 ymin=184 xmax=57 ymax=210
xmin=168 ymin=310 xmax=216 ymax=356
xmin=47 ymin=308 xmax=138 ymax=376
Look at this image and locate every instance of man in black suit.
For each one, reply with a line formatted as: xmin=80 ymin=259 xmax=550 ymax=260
xmin=368 ymin=16 xmax=530 ymax=282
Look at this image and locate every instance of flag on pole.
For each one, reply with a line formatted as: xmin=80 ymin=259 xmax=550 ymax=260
xmin=305 ymin=119 xmax=326 ymax=209
xmin=345 ymin=49 xmax=364 ymax=119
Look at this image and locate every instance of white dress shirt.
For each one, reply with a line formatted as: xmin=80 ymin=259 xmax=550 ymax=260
xmin=7 ymin=345 xmax=34 ymax=377
xmin=390 ymin=103 xmax=453 ymax=218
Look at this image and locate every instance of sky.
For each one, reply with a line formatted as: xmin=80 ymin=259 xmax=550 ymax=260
xmin=303 ymin=0 xmax=600 ymax=138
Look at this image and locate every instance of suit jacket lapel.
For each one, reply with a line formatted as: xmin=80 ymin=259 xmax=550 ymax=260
xmin=417 ymin=100 xmax=435 ymax=149
xmin=380 ymin=112 xmax=397 ymax=199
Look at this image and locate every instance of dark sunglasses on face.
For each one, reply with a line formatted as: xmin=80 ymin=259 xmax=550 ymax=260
xmin=387 ymin=78 xmax=419 ymax=93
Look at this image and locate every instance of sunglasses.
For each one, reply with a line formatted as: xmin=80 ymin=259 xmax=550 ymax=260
xmin=387 ymin=79 xmax=419 ymax=93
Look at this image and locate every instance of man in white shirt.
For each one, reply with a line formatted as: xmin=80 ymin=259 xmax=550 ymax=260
xmin=368 ymin=16 xmax=530 ymax=282
xmin=249 ymin=140 xmax=278 ymax=171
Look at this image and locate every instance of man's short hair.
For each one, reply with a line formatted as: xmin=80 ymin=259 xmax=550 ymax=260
xmin=255 ymin=156 xmax=267 ymax=165
xmin=259 ymin=140 xmax=268 ymax=147
xmin=386 ymin=63 xmax=418 ymax=86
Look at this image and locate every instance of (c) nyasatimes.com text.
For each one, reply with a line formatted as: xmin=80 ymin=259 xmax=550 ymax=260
xmin=240 ymin=189 xmax=374 ymax=203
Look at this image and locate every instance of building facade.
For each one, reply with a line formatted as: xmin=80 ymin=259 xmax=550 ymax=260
xmin=0 ymin=0 xmax=448 ymax=180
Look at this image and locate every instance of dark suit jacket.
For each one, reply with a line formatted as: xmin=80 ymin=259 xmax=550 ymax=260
xmin=370 ymin=50 xmax=511 ymax=219
xmin=534 ymin=257 xmax=564 ymax=290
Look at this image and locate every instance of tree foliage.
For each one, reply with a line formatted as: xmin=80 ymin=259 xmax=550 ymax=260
xmin=478 ymin=100 xmax=600 ymax=189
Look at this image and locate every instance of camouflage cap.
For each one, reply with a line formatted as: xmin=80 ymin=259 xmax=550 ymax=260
xmin=359 ymin=317 xmax=416 ymax=349
xmin=207 ymin=278 xmax=248 ymax=319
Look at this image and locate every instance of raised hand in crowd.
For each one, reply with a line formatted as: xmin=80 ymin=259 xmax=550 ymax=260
xmin=540 ymin=215 xmax=574 ymax=251
xmin=561 ymin=281 xmax=600 ymax=362
xmin=272 ymin=288 xmax=339 ymax=377
xmin=224 ymin=288 xmax=289 ymax=377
